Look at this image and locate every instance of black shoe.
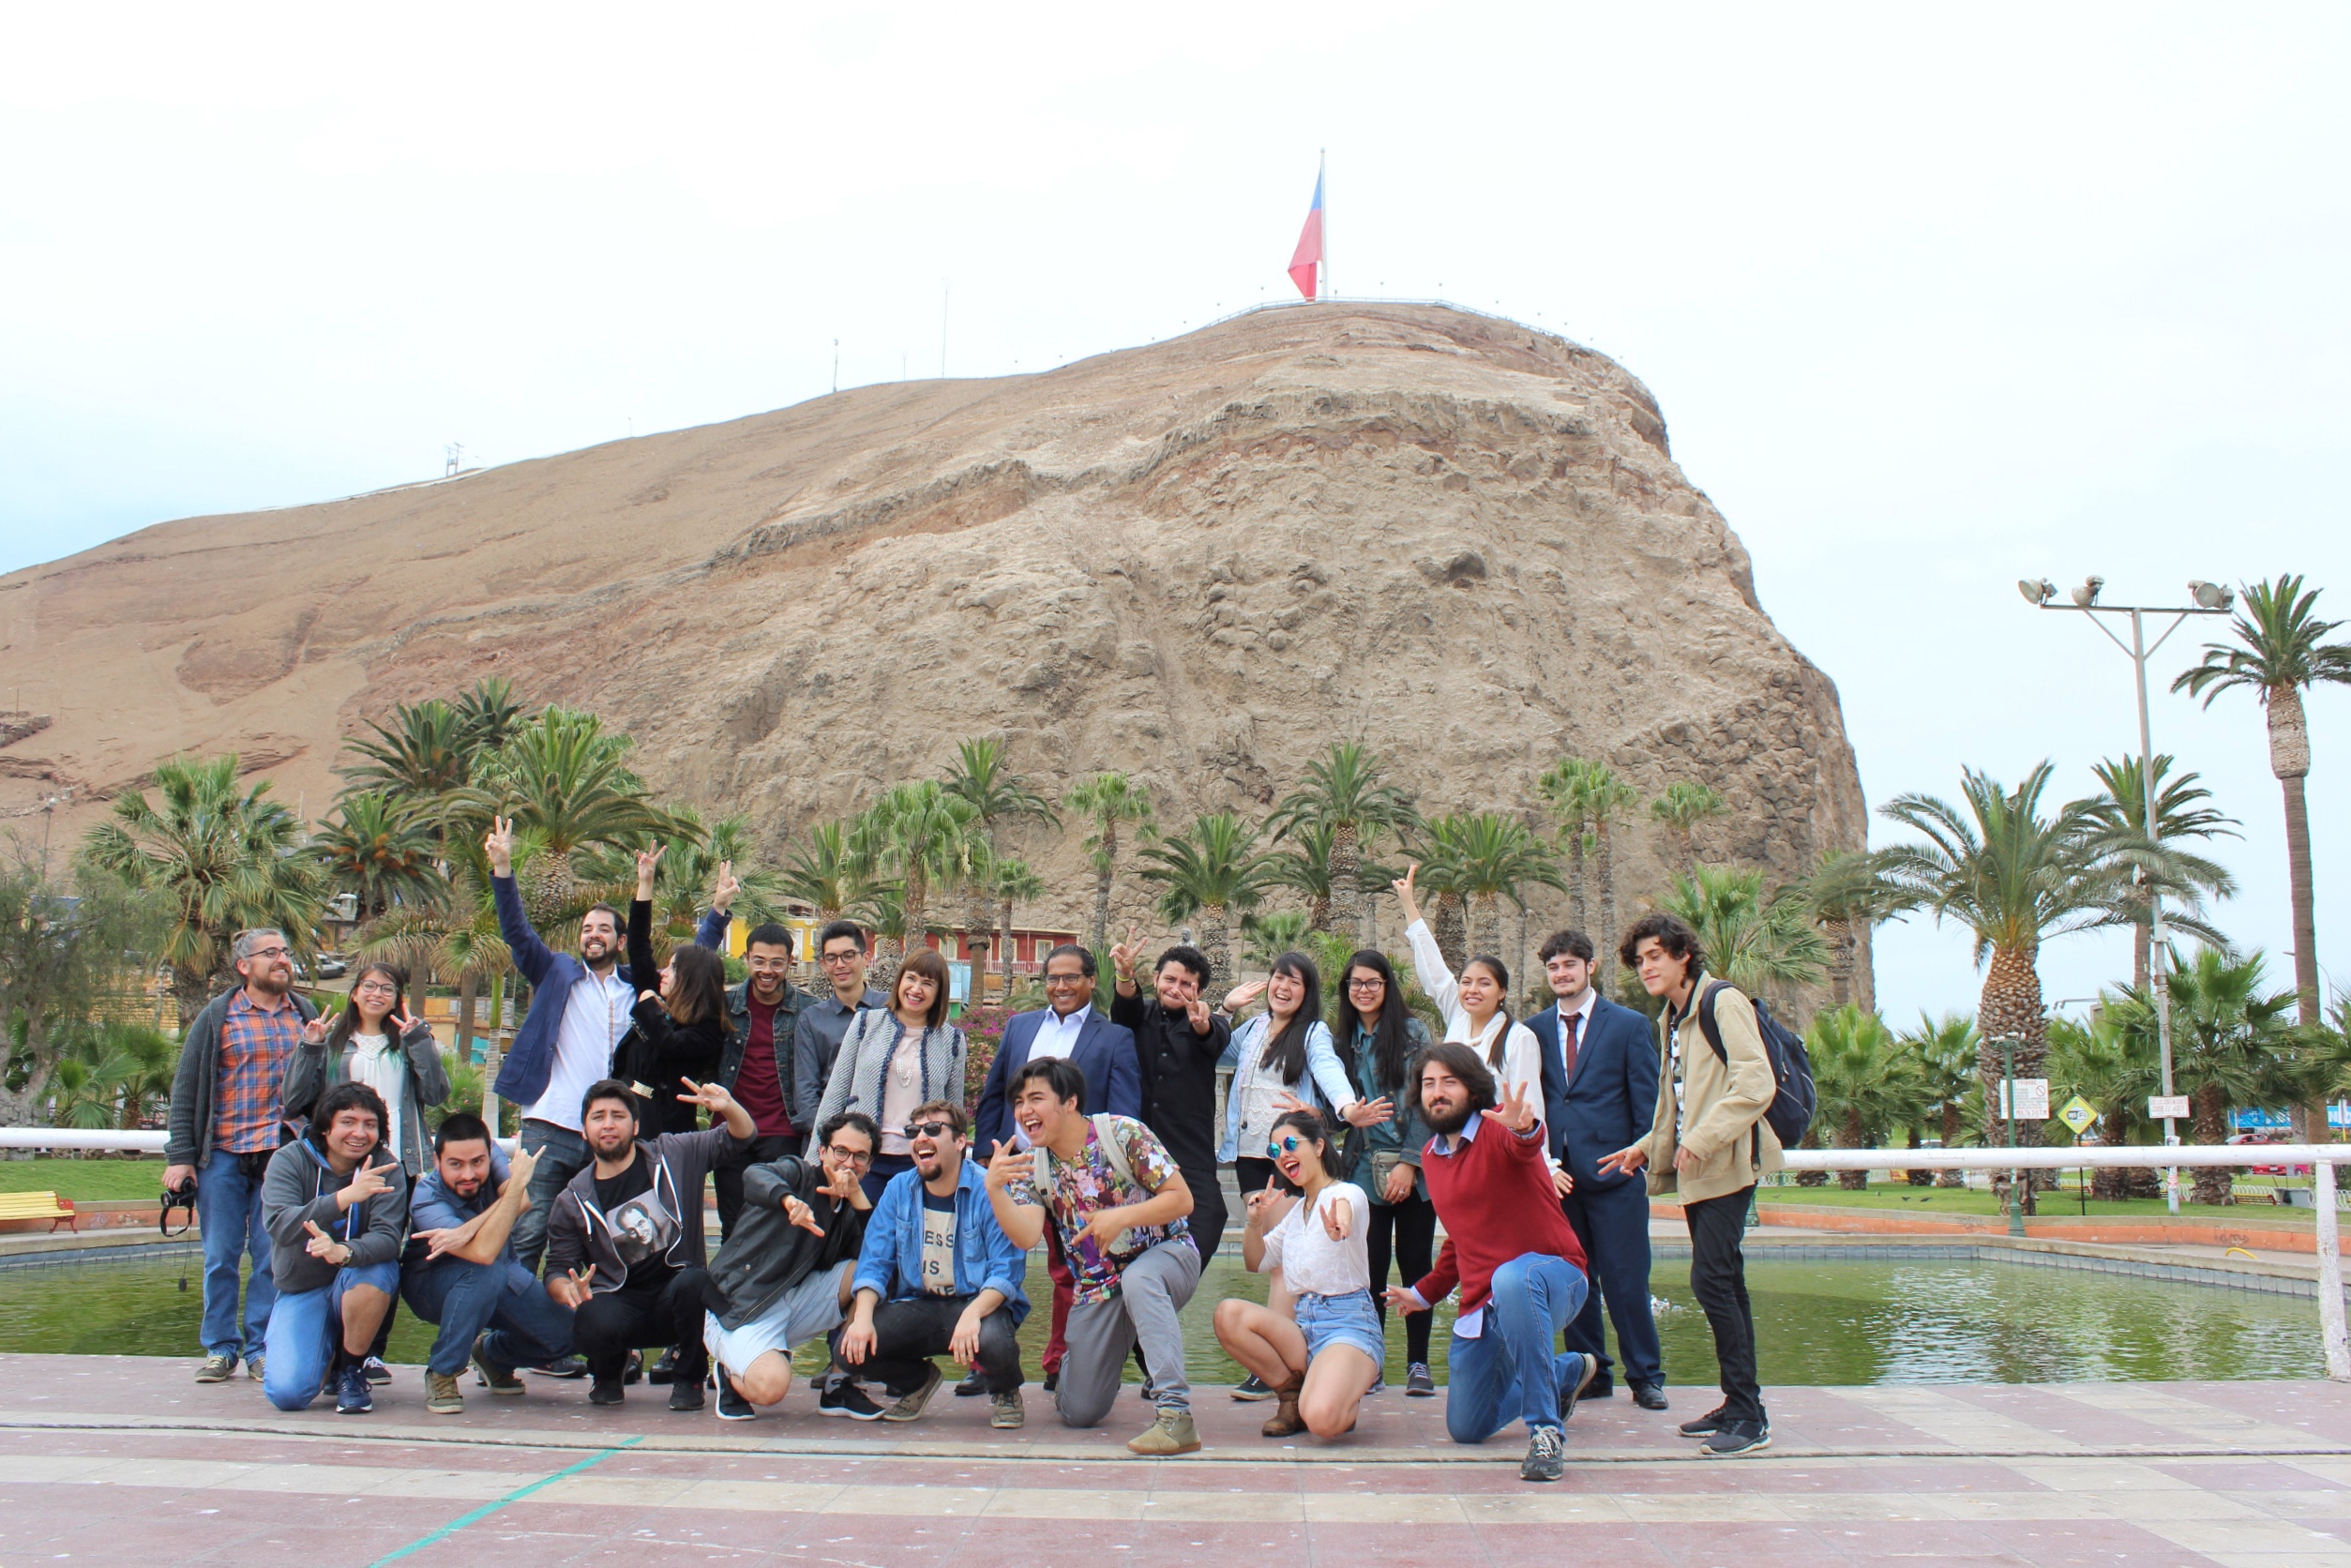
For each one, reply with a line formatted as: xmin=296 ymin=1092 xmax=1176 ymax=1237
xmin=716 ymin=1371 xmax=756 ymax=1422
xmin=1559 ymin=1352 xmax=1598 ymax=1425
xmin=1633 ymin=1385 xmax=1670 ymax=1411
xmin=954 ymin=1368 xmax=987 ymax=1397
xmin=646 ymin=1348 xmax=677 ymax=1385
xmin=1582 ymin=1380 xmax=1615 ymax=1400
xmin=1231 ymin=1373 xmax=1274 ymax=1401
xmin=668 ymin=1375 xmax=705 ymax=1412
xmin=526 ymin=1355 xmax=588 ymax=1380
xmin=819 ymin=1381 xmax=886 ymax=1421
xmin=1702 ymin=1419 xmax=1771 ymax=1457
xmin=1678 ymin=1405 xmax=1728 ymax=1439
xmin=589 ymin=1377 xmax=625 ymax=1407
xmin=623 ymin=1350 xmax=643 ymax=1385
xmin=1042 ymin=1370 xmax=1059 ymax=1395
xmin=361 ymin=1355 xmax=393 ymax=1387
xmin=1520 ymin=1425 xmax=1565 ymax=1483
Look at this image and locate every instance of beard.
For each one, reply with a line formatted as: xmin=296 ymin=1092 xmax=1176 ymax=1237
xmin=1423 ymin=1098 xmax=1475 ymax=1137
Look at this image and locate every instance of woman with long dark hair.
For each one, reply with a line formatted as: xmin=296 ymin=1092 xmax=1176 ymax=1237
xmin=1392 ymin=865 xmax=1543 ymax=1107
xmin=814 ymin=946 xmax=965 ymax=1199
xmin=1215 ymin=951 xmax=1377 ymax=1195
xmin=1333 ymin=949 xmax=1439 ymax=1397
xmin=1213 ymin=1108 xmax=1383 ymax=1440
xmin=620 ymin=848 xmax=733 ymax=1136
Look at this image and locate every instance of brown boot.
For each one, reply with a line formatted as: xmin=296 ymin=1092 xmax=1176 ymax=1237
xmin=1261 ymin=1373 xmax=1306 ymax=1438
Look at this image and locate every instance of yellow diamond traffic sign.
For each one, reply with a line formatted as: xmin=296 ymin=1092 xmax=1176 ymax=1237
xmin=2057 ymin=1094 xmax=2098 ymax=1136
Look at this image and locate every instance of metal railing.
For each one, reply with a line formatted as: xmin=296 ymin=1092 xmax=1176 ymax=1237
xmin=4 ymin=1129 xmax=2343 ymax=1380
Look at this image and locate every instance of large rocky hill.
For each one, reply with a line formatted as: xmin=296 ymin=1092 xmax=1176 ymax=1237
xmin=0 ymin=302 xmax=1866 ymax=965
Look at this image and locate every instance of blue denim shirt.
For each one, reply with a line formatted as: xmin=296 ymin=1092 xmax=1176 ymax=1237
xmin=403 ymin=1146 xmax=535 ymax=1293
xmin=852 ymin=1157 xmax=1030 ymax=1324
xmin=1217 ymin=1015 xmax=1358 ymax=1164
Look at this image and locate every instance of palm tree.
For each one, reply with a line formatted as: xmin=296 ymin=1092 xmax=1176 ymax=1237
xmin=991 ymin=856 xmax=1045 ymax=988
xmin=1659 ymin=866 xmax=1829 ymax=1003
xmin=2078 ymin=754 xmax=2238 ymax=989
xmin=944 ymin=738 xmax=1060 ymax=977
xmin=1650 ymin=780 xmax=1727 ymax=866
xmin=1797 ymin=849 xmax=1916 ymax=1011
xmin=852 ymin=781 xmax=983 ymax=967
xmin=2044 ymin=1010 xmax=2157 ymax=1199
xmin=339 ymin=699 xmax=475 ymax=807
xmin=1409 ymin=814 xmax=1476 ymax=971
xmin=1138 ymin=811 xmax=1280 ymax=985
xmin=1064 ymin=772 xmax=1154 ymax=953
xmin=2105 ymin=950 xmax=2298 ymax=1205
xmin=1268 ymin=742 xmax=1418 ymax=938
xmin=1807 ymin=1006 xmax=1926 ymax=1191
xmin=1243 ymin=910 xmax=1313 ymax=970
xmin=1445 ymin=812 xmax=1566 ymax=958
xmin=1537 ymin=761 xmax=1642 ymax=988
xmin=83 ymin=753 xmax=326 ymax=1023
xmin=779 ymin=819 xmax=872 ymax=925
xmin=1878 ymin=764 xmax=2121 ymax=1156
xmin=1269 ymin=821 xmax=1397 ymax=935
xmin=311 ymin=792 xmax=445 ymax=920
xmin=1898 ymin=1011 xmax=1982 ymax=1188
xmin=1536 ymin=759 xmax=1596 ymax=937
xmin=452 ymin=676 xmax=531 ymax=757
xmin=2173 ymin=574 xmax=2351 ymax=1037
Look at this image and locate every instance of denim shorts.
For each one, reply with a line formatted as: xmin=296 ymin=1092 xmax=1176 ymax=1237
xmin=1295 ymin=1288 xmax=1385 ymax=1364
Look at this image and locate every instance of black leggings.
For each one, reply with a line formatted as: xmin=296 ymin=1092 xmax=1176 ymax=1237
xmin=1364 ymin=1191 xmax=1438 ymax=1364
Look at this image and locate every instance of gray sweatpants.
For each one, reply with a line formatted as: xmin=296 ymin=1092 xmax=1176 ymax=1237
xmin=1056 ymin=1238 xmax=1200 ymax=1427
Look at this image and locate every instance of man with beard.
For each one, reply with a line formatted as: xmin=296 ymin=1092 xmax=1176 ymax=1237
xmin=257 ymin=1081 xmax=409 ymax=1414
xmin=167 ymin=927 xmax=326 ymax=1385
xmin=831 ymin=1100 xmax=1029 ymax=1429
xmin=703 ymin=1110 xmax=878 ymax=1421
xmin=486 ymin=817 xmax=644 ymax=1288
xmin=1384 ymin=1042 xmax=1594 ymax=1484
xmin=544 ymin=1077 xmax=754 ymax=1410
xmin=399 ymin=1112 xmax=579 ymax=1416
xmin=1107 ymin=931 xmax=1229 ymax=1264
xmin=689 ymin=862 xmax=821 ymax=1231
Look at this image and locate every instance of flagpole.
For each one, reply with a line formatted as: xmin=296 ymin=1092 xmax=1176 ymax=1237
xmin=1319 ymin=149 xmax=1331 ymax=301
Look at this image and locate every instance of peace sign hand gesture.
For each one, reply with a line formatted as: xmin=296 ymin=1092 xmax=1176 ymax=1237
xmin=1108 ymin=926 xmax=1144 ymax=981
xmin=711 ymin=860 xmax=740 ymax=915
xmin=1482 ymin=1077 xmax=1539 ymax=1137
xmin=485 ymin=816 xmax=517 ymax=876
xmin=1319 ymin=1191 xmax=1353 ymax=1243
xmin=299 ymin=1014 xmax=331 ymax=1048
xmin=635 ymin=845 xmax=664 ymax=897
xmin=1242 ymin=1172 xmax=1290 ymax=1232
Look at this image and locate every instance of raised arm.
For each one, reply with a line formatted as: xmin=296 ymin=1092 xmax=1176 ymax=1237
xmin=487 ymin=817 xmax=559 ymax=985
xmin=694 ymin=860 xmax=737 ymax=951
xmin=1395 ymin=866 xmax=1463 ymax=1028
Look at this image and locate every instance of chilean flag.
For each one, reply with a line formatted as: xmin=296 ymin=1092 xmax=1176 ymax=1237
xmin=1288 ymin=161 xmax=1324 ymax=301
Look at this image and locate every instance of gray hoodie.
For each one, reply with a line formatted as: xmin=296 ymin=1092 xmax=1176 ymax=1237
xmin=543 ymin=1125 xmax=743 ymax=1295
xmin=260 ymin=1134 xmax=411 ymax=1297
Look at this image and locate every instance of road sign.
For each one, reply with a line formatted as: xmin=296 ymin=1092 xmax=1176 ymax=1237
xmin=2148 ymin=1094 xmax=2192 ymax=1120
xmin=1998 ymin=1078 xmax=2050 ymax=1120
xmin=2057 ymin=1095 xmax=2098 ymax=1136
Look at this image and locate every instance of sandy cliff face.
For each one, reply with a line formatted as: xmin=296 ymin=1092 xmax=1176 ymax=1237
xmin=0 ymin=303 xmax=1865 ymax=950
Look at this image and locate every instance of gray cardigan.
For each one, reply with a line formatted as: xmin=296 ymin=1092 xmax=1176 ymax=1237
xmin=259 ymin=1134 xmax=411 ymax=1297
xmin=812 ymin=1011 xmax=966 ymax=1140
xmin=165 ymin=987 xmax=321 ymax=1168
xmin=280 ymin=1020 xmax=449 ymax=1174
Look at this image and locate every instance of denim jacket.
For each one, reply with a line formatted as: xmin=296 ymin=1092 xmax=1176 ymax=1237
xmin=1217 ymin=1014 xmax=1358 ymax=1164
xmin=852 ymin=1157 xmax=1031 ymax=1324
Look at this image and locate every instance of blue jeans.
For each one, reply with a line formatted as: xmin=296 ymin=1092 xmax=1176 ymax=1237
xmin=196 ymin=1145 xmax=275 ymax=1359
xmin=263 ymin=1260 xmax=399 ymax=1410
xmin=401 ymin=1258 xmax=576 ymax=1376
xmin=510 ymin=1120 xmax=590 ymax=1277
xmin=1443 ymin=1251 xmax=1590 ymax=1442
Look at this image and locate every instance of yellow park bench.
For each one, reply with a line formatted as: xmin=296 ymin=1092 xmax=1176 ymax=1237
xmin=0 ymin=1191 xmax=78 ymax=1232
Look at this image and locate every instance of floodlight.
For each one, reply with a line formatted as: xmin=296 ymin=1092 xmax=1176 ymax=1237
xmin=2071 ymin=576 xmax=2104 ymax=608
xmin=2018 ymin=578 xmax=2055 ymax=606
xmin=2188 ymin=580 xmax=2234 ymax=611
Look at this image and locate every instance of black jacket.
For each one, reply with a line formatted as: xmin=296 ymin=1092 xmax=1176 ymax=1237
xmin=704 ymin=1153 xmax=867 ymax=1331
xmin=616 ymin=898 xmax=731 ymax=1135
xmin=1109 ymin=985 xmax=1230 ymax=1175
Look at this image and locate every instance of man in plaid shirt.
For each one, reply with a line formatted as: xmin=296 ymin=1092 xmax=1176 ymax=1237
xmin=165 ymin=928 xmax=327 ymax=1383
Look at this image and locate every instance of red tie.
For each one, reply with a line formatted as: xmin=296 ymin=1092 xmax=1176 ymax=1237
xmin=1562 ymin=1009 xmax=1582 ymax=1079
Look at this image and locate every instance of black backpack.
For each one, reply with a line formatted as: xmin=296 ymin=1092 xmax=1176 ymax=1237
xmin=1693 ymin=979 xmax=1816 ymax=1152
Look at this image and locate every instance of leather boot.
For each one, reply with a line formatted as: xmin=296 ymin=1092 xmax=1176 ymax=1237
xmin=1260 ymin=1372 xmax=1307 ymax=1438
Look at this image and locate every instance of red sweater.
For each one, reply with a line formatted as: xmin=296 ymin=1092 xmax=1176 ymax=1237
xmin=1412 ymin=1119 xmax=1587 ymax=1316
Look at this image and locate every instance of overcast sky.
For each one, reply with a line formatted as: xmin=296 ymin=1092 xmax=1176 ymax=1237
xmin=5 ymin=3 xmax=2347 ymax=1028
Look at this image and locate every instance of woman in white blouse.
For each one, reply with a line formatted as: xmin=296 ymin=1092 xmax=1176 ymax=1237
xmin=1392 ymin=864 xmax=1545 ymax=1108
xmin=1213 ymin=1108 xmax=1383 ymax=1440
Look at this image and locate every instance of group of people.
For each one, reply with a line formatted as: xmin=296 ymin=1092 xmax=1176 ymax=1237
xmin=163 ymin=817 xmax=1785 ymax=1479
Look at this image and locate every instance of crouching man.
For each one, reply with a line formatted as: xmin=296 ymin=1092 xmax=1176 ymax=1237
xmin=258 ymin=1081 xmax=409 ymax=1414
xmin=703 ymin=1110 xmax=878 ymax=1420
xmin=399 ymin=1111 xmax=576 ymax=1415
xmin=830 ymin=1100 xmax=1030 ymax=1428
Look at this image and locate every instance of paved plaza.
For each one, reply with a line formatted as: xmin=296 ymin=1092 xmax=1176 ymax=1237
xmin=2 ymin=1355 xmax=2348 ymax=1566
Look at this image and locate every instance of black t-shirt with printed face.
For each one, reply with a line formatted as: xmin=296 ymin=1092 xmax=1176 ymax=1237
xmin=592 ymin=1148 xmax=679 ymax=1289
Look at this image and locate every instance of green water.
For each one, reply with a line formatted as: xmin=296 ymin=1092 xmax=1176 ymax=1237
xmin=0 ymin=1247 xmax=2325 ymax=1386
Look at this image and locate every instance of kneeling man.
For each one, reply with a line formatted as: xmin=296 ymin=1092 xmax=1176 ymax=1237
xmin=259 ymin=1081 xmax=409 ymax=1414
xmin=703 ymin=1110 xmax=877 ymax=1420
xmin=400 ymin=1112 xmax=576 ymax=1415
xmin=832 ymin=1101 xmax=1029 ymax=1427
xmin=1384 ymin=1042 xmax=1595 ymax=1483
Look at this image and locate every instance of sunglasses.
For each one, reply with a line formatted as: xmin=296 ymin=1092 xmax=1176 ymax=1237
xmin=903 ymin=1121 xmax=957 ymax=1141
xmin=825 ymin=1144 xmax=875 ymax=1167
xmin=1267 ymin=1134 xmax=1307 ymax=1159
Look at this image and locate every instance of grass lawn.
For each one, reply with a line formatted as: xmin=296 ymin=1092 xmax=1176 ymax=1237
xmin=0 ymin=1156 xmax=171 ymax=1202
xmin=1753 ymin=1180 xmax=2313 ymax=1224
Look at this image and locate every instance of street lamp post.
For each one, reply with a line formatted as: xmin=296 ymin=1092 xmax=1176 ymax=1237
xmin=2018 ymin=575 xmax=2236 ymax=1215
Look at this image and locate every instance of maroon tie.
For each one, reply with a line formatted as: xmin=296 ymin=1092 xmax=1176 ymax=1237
xmin=1562 ymin=1009 xmax=1582 ymax=1079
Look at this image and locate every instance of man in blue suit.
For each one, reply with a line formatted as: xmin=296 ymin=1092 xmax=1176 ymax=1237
xmin=972 ymin=943 xmax=1139 ymax=1392
xmin=1529 ymin=927 xmax=1666 ymax=1410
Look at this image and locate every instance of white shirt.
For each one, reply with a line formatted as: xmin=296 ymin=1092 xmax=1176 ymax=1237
xmin=1028 ymin=1007 xmax=1089 ymax=1061
xmin=1258 ymin=1182 xmax=1371 ymax=1298
xmin=347 ymin=1033 xmax=405 ymax=1161
xmin=1555 ymin=988 xmax=1597 ymax=1078
xmin=526 ymin=966 xmax=635 ymax=1132
xmin=1404 ymin=919 xmax=1546 ymax=1116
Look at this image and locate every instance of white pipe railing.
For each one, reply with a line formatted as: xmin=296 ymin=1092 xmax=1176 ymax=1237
xmin=3 ymin=1128 xmax=2344 ymax=1380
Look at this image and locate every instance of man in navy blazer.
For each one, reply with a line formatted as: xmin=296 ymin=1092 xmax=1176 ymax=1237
xmin=972 ymin=942 xmax=1139 ymax=1393
xmin=1530 ymin=927 xmax=1666 ymax=1409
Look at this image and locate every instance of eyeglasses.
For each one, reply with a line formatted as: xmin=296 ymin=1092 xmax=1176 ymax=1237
xmin=1346 ymin=977 xmax=1385 ymax=991
xmin=903 ymin=1121 xmax=957 ymax=1141
xmin=246 ymin=946 xmax=293 ymax=961
xmin=825 ymin=1146 xmax=874 ymax=1167
xmin=821 ymin=950 xmax=864 ymax=966
xmin=1266 ymin=1134 xmax=1306 ymax=1158
xmin=1042 ymin=972 xmax=1087 ymax=988
xmin=353 ymin=980 xmax=398 ymax=996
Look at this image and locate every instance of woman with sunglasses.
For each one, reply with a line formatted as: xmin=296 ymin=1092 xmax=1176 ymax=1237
xmin=815 ymin=948 xmax=966 ymax=1200
xmin=1213 ymin=1108 xmax=1381 ymax=1440
xmin=1334 ymin=949 xmax=1439 ymax=1398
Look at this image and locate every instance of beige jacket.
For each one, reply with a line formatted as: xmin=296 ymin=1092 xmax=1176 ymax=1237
xmin=1638 ymin=976 xmax=1783 ymax=1205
